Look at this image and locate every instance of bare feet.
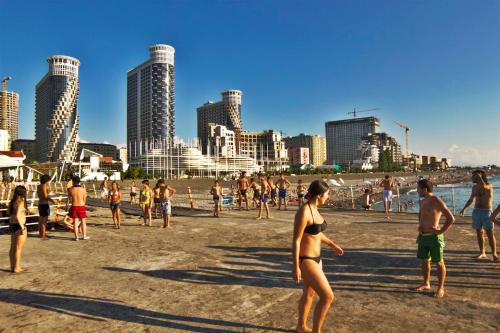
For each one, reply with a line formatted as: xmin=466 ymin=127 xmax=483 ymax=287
xmin=493 ymin=255 xmax=499 ymax=262
xmin=12 ymin=267 xmax=29 ymax=273
xmin=434 ymin=287 xmax=445 ymax=298
xmin=296 ymin=326 xmax=312 ymax=333
xmin=416 ymin=284 xmax=431 ymax=292
xmin=476 ymin=254 xmax=488 ymax=260
xmin=256 ymin=217 xmax=262 ymax=220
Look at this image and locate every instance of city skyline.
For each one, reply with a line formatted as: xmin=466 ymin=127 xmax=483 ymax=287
xmin=0 ymin=0 xmax=499 ymax=166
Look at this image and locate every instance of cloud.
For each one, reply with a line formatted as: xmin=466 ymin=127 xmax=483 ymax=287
xmin=447 ymin=144 xmax=459 ymax=153
xmin=440 ymin=144 xmax=500 ymax=166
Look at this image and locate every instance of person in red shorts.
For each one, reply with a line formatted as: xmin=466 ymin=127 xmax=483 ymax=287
xmin=67 ymin=176 xmax=89 ymax=241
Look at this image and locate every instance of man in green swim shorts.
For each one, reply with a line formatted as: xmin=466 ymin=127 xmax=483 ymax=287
xmin=416 ymin=179 xmax=455 ymax=299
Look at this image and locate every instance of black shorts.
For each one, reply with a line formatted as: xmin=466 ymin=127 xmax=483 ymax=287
xmin=362 ymin=205 xmax=371 ymax=210
xmin=130 ymin=192 xmax=137 ymax=197
xmin=213 ymin=196 xmax=220 ymax=203
xmin=9 ymin=223 xmax=21 ymax=233
xmin=110 ymin=202 xmax=120 ymax=211
xmin=271 ymin=188 xmax=277 ymax=199
xmin=154 ymin=198 xmax=161 ymax=204
xmin=239 ymin=189 xmax=247 ymax=196
xmin=38 ymin=204 xmax=50 ymax=218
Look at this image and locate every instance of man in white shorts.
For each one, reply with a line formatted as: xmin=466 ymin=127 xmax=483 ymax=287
xmin=159 ymin=179 xmax=176 ymax=228
xmin=380 ymin=175 xmax=394 ymax=220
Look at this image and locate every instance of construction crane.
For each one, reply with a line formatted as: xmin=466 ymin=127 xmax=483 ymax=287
xmin=1 ymin=76 xmax=12 ymax=131
xmin=394 ymin=120 xmax=410 ymax=160
xmin=347 ymin=107 xmax=380 ymax=118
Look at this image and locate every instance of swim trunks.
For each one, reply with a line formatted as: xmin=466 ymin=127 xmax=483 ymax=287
xmin=38 ymin=203 xmax=50 ymax=218
xmin=472 ymin=208 xmax=494 ymax=230
xmin=261 ymin=194 xmax=269 ymax=204
xmin=161 ymin=201 xmax=171 ymax=216
xmin=154 ymin=198 xmax=161 ymax=204
xmin=279 ymin=189 xmax=287 ymax=199
xmin=383 ymin=189 xmax=393 ymax=202
xmin=69 ymin=206 xmax=87 ymax=220
xmin=239 ymin=189 xmax=247 ymax=196
xmin=417 ymin=233 xmax=444 ymax=263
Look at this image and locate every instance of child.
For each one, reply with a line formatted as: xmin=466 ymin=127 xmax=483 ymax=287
xmin=210 ymin=180 xmax=222 ymax=217
xmin=362 ymin=186 xmax=374 ymax=210
xmin=296 ymin=179 xmax=307 ymax=207
xmin=130 ymin=180 xmax=138 ymax=204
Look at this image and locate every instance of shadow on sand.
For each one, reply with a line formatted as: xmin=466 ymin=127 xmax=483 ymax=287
xmin=0 ymin=289 xmax=292 ymax=332
xmin=104 ymin=245 xmax=500 ymax=293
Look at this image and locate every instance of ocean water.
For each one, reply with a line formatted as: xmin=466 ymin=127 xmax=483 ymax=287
xmin=373 ymin=176 xmax=500 ymax=216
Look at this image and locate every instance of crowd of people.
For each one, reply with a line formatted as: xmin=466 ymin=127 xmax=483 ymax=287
xmin=4 ymin=170 xmax=499 ymax=333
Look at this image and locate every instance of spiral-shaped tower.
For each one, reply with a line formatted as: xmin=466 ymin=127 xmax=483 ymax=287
xmin=35 ymin=55 xmax=80 ymax=162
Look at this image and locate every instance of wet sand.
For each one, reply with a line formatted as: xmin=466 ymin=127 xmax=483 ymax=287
xmin=0 ymin=207 xmax=499 ymax=332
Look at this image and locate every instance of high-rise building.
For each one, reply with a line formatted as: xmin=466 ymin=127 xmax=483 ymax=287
xmin=35 ymin=55 xmax=80 ymax=162
xmin=239 ymin=129 xmax=288 ymax=171
xmin=358 ymin=132 xmax=402 ymax=167
xmin=283 ymin=133 xmax=326 ymax=166
xmin=127 ymin=44 xmax=175 ymax=162
xmin=0 ymin=90 xmax=19 ymax=142
xmin=197 ymin=90 xmax=243 ymax=154
xmin=325 ymin=117 xmax=380 ymax=165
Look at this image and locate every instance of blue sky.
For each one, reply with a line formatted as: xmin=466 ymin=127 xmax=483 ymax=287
xmin=1 ymin=0 xmax=499 ymax=165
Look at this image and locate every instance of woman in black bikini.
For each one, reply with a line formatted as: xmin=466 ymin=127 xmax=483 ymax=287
xmin=9 ymin=185 xmax=29 ymax=273
xmin=292 ymin=180 xmax=344 ymax=333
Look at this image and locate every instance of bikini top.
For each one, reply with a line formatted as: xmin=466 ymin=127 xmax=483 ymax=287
xmin=304 ymin=202 xmax=327 ymax=235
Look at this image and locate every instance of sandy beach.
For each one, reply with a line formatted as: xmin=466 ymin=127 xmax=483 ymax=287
xmin=1 ymin=204 xmax=499 ymax=332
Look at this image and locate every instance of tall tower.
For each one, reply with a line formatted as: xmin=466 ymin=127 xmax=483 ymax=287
xmin=197 ymin=90 xmax=243 ymax=154
xmin=0 ymin=90 xmax=19 ymax=142
xmin=127 ymin=44 xmax=175 ymax=162
xmin=35 ymin=55 xmax=80 ymax=162
xmin=325 ymin=116 xmax=380 ymax=166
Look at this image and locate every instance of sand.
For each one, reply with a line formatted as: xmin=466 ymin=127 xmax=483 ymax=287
xmin=0 ymin=205 xmax=499 ymax=332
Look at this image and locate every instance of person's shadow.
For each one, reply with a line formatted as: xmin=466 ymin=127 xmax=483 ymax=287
xmin=0 ymin=289 xmax=292 ymax=332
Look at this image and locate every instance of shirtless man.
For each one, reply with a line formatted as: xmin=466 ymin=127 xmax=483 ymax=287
xmin=67 ymin=176 xmax=89 ymax=241
xmin=152 ymin=182 xmax=161 ymax=219
xmin=237 ymin=171 xmax=250 ymax=211
xmin=276 ymin=173 xmax=291 ymax=211
xmin=380 ymin=175 xmax=395 ymax=220
xmin=37 ymin=174 xmax=56 ymax=239
xmin=267 ymin=176 xmax=278 ymax=207
xmin=159 ymin=179 xmax=176 ymax=228
xmin=459 ymin=170 xmax=497 ymax=261
xmin=416 ymin=179 xmax=455 ymax=298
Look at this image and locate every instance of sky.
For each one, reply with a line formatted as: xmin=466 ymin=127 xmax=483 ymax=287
xmin=0 ymin=0 xmax=499 ymax=166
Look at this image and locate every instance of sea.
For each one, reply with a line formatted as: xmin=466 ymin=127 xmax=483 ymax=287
xmin=373 ymin=175 xmax=500 ymax=216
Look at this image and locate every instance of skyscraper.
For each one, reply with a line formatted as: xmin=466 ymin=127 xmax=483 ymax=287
xmin=0 ymin=90 xmax=19 ymax=143
xmin=325 ymin=117 xmax=380 ymax=165
xmin=127 ymin=44 xmax=175 ymax=162
xmin=197 ymin=90 xmax=243 ymax=154
xmin=35 ymin=55 xmax=80 ymax=162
